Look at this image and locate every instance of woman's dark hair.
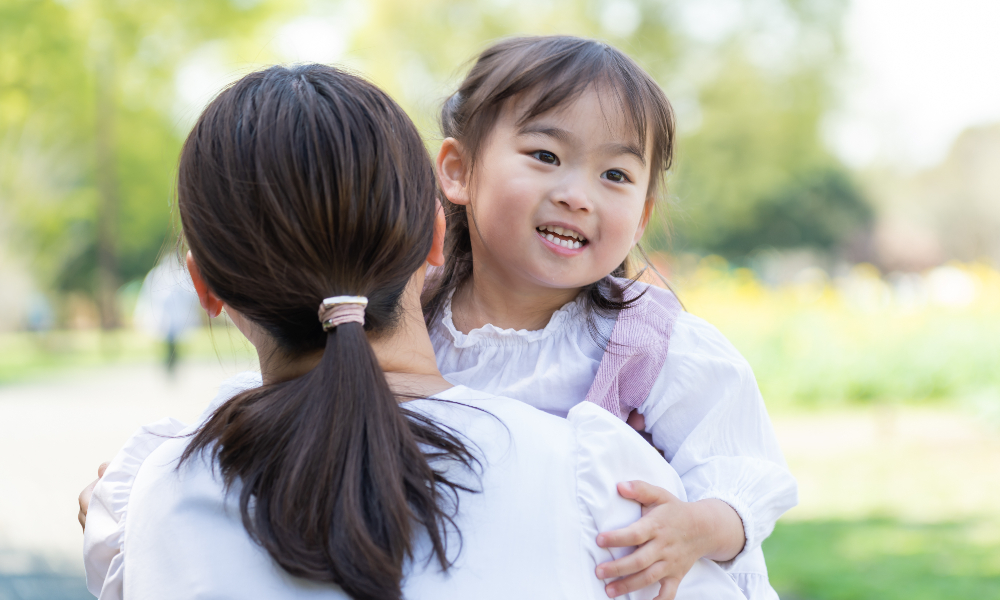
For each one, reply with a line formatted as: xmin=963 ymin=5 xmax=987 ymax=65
xmin=177 ymin=64 xmax=477 ymax=600
xmin=423 ymin=35 xmax=676 ymax=327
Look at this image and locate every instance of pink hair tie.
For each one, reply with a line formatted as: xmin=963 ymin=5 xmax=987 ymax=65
xmin=318 ymin=295 xmax=368 ymax=331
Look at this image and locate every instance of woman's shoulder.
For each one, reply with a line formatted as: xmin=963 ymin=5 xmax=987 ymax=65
xmin=424 ymin=392 xmax=684 ymax=500
xmin=414 ymin=386 xmax=580 ymax=452
xmin=567 ymin=402 xmax=685 ymax=498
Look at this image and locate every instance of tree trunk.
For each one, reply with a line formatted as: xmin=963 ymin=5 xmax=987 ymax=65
xmin=94 ymin=46 xmax=119 ymax=329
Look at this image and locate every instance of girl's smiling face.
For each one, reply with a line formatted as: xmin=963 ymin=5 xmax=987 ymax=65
xmin=439 ymin=86 xmax=654 ymax=294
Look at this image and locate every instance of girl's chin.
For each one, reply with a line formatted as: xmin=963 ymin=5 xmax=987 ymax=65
xmin=521 ymin=267 xmax=601 ymax=293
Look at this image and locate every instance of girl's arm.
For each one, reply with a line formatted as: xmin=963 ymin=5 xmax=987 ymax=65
xmin=638 ymin=313 xmax=798 ymax=562
xmin=570 ymin=402 xmax=745 ymax=600
xmin=595 ymin=312 xmax=797 ymax=598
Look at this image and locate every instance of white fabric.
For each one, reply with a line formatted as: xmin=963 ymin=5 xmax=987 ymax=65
xmin=430 ymin=288 xmax=798 ymax=599
xmin=83 ymin=373 xmax=744 ymax=600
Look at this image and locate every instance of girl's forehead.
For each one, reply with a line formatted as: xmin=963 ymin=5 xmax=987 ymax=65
xmin=509 ymin=85 xmax=649 ymax=150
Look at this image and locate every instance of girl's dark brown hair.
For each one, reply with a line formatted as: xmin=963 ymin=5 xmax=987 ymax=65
xmin=423 ymin=35 xmax=676 ymax=327
xmin=177 ymin=64 xmax=477 ymax=600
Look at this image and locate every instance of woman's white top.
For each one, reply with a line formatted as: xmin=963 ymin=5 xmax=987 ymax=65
xmin=83 ymin=372 xmax=745 ymax=600
xmin=430 ymin=291 xmax=798 ymax=600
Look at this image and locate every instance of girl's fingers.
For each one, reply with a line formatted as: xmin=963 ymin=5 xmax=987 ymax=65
xmin=98 ymin=462 xmax=109 ymax=478
xmin=603 ymin=561 xmax=670 ymax=597
xmin=617 ymin=480 xmax=672 ymax=506
xmin=596 ymin=519 xmax=653 ymax=549
xmin=595 ymin=544 xmax=659 ymax=579
xmin=78 ymin=478 xmax=99 ymax=532
xmin=654 ymin=577 xmax=680 ymax=600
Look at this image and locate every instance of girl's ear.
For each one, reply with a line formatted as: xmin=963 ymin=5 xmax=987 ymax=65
xmin=436 ymin=137 xmax=471 ymax=206
xmin=632 ymin=198 xmax=655 ymax=244
xmin=427 ymin=200 xmax=447 ymax=267
xmin=186 ymin=251 xmax=224 ymax=318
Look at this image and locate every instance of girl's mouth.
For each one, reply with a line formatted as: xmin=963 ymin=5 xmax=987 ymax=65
xmin=536 ymin=225 xmax=588 ymax=250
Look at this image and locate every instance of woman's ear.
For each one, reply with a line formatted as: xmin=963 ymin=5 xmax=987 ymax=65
xmin=427 ymin=200 xmax=447 ymax=267
xmin=186 ymin=251 xmax=224 ymax=318
xmin=436 ymin=137 xmax=471 ymax=206
xmin=632 ymin=198 xmax=656 ymax=244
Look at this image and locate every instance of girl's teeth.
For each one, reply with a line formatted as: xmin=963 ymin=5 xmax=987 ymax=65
xmin=538 ymin=225 xmax=584 ymax=241
xmin=538 ymin=227 xmax=585 ymax=249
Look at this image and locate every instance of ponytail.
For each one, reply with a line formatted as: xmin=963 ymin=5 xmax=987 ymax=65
xmin=182 ymin=321 xmax=477 ymax=600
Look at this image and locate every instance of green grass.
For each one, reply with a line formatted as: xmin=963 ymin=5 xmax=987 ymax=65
xmin=765 ymin=519 xmax=1000 ymax=600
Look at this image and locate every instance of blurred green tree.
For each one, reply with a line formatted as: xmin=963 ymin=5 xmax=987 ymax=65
xmin=668 ymin=50 xmax=872 ymax=256
xmin=1 ymin=0 xmax=870 ymax=327
xmin=337 ymin=0 xmax=871 ymax=260
xmin=0 ymin=0 xmax=291 ymax=327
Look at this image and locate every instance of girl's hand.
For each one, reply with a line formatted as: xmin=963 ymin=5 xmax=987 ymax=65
xmin=78 ymin=462 xmax=109 ymax=532
xmin=594 ymin=481 xmax=745 ymax=599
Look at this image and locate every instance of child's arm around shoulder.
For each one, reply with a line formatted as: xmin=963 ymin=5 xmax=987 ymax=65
xmin=569 ymin=402 xmax=745 ymax=600
xmin=82 ymin=417 xmax=190 ymax=600
xmin=638 ymin=311 xmax=798 ymax=563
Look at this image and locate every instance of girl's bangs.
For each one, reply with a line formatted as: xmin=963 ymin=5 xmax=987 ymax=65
xmin=510 ymin=52 xmax=653 ymax=164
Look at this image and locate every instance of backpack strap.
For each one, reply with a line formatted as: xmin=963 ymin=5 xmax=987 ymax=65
xmin=583 ymin=278 xmax=682 ymax=420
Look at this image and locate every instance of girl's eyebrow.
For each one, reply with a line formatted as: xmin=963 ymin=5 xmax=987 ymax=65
xmin=601 ymin=142 xmax=646 ymax=167
xmin=517 ymin=123 xmax=646 ymax=166
xmin=517 ymin=123 xmax=573 ymax=143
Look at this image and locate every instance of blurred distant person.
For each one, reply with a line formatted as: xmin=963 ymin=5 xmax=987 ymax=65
xmin=26 ymin=292 xmax=54 ymax=332
xmin=133 ymin=252 xmax=201 ymax=375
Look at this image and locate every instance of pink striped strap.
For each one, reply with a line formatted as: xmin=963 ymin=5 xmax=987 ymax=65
xmin=583 ymin=279 xmax=682 ymax=421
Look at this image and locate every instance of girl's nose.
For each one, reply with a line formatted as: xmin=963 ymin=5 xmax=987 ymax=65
xmin=550 ymin=179 xmax=594 ymax=212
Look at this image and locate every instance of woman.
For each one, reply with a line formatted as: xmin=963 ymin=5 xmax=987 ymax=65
xmin=82 ymin=64 xmax=742 ymax=600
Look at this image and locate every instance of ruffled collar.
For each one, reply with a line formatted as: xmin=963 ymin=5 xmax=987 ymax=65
xmin=437 ymin=290 xmax=587 ymax=348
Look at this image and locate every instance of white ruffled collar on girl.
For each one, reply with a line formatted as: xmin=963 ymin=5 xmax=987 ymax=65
xmin=438 ymin=289 xmax=588 ymax=348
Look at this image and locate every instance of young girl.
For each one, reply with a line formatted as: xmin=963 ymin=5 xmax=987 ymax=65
xmin=425 ymin=36 xmax=797 ymax=600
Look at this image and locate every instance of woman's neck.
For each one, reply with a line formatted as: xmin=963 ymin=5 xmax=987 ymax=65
xmin=369 ymin=271 xmax=453 ymax=398
xmin=243 ymin=266 xmax=452 ymax=400
xmin=450 ymin=270 xmax=582 ymax=334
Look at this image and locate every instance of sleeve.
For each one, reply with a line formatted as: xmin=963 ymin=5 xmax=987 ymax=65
xmin=569 ymin=402 xmax=745 ymax=600
xmin=639 ymin=313 xmax=798 ymax=567
xmin=82 ymin=417 xmax=188 ymax=600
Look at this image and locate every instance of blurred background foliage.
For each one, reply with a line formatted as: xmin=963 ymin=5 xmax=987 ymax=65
xmin=0 ymin=0 xmax=879 ymax=330
xmin=2 ymin=1 xmax=1000 ymax=598
xmin=3 ymin=0 xmax=997 ymax=329
xmin=0 ymin=0 xmax=291 ymax=327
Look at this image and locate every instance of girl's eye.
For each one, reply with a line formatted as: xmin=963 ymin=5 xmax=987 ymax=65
xmin=531 ymin=150 xmax=559 ymax=165
xmin=604 ymin=169 xmax=631 ymax=183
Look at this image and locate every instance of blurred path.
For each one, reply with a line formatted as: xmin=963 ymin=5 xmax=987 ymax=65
xmin=0 ymin=359 xmax=254 ymax=583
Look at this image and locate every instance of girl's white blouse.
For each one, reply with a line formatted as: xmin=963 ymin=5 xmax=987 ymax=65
xmin=83 ymin=372 xmax=745 ymax=600
xmin=430 ymin=292 xmax=798 ymax=600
